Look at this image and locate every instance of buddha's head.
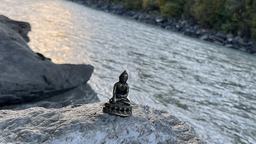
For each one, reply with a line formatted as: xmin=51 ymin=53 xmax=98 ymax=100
xmin=119 ymin=70 xmax=128 ymax=83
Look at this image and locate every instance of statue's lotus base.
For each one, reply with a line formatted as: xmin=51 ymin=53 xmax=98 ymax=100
xmin=103 ymin=102 xmax=132 ymax=117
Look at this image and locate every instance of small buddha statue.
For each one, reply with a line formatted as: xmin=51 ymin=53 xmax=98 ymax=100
xmin=109 ymin=70 xmax=130 ymax=105
xmin=103 ymin=70 xmax=132 ymax=117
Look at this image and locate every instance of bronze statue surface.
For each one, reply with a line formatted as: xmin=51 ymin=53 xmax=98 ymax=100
xmin=103 ymin=70 xmax=132 ymax=117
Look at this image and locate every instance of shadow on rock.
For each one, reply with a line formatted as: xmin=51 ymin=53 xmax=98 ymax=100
xmin=1 ymin=84 xmax=100 ymax=110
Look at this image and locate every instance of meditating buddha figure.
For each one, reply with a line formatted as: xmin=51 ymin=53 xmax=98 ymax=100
xmin=103 ymin=70 xmax=132 ymax=117
xmin=109 ymin=70 xmax=130 ymax=106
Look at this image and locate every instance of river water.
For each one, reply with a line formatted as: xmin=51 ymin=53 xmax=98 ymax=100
xmin=1 ymin=0 xmax=256 ymax=143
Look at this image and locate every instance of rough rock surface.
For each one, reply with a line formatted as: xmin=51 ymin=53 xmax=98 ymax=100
xmin=0 ymin=15 xmax=94 ymax=107
xmin=0 ymin=15 xmax=31 ymax=43
xmin=0 ymin=102 xmax=206 ymax=144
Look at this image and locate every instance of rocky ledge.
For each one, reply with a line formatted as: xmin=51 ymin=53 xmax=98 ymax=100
xmin=68 ymin=0 xmax=256 ymax=54
xmin=0 ymin=15 xmax=95 ymax=107
xmin=0 ymin=102 xmax=206 ymax=144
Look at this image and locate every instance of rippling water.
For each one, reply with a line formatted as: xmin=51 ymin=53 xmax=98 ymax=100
xmin=1 ymin=0 xmax=256 ymax=143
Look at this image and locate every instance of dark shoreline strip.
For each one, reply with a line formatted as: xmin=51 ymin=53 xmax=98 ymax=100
xmin=67 ymin=0 xmax=256 ymax=55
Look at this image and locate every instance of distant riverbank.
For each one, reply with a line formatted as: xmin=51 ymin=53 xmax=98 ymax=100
xmin=68 ymin=0 xmax=256 ymax=55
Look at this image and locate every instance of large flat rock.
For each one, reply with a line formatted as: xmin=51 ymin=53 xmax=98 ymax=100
xmin=0 ymin=102 xmax=206 ymax=144
xmin=0 ymin=15 xmax=94 ymax=107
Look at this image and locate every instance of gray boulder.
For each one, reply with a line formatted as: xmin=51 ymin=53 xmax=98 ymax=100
xmin=216 ymin=31 xmax=226 ymax=39
xmin=209 ymin=35 xmax=225 ymax=44
xmin=0 ymin=15 xmax=94 ymax=107
xmin=226 ymin=33 xmax=234 ymax=43
xmin=224 ymin=44 xmax=234 ymax=48
xmin=0 ymin=102 xmax=206 ymax=144
xmin=155 ymin=15 xmax=164 ymax=23
xmin=199 ymin=34 xmax=209 ymax=41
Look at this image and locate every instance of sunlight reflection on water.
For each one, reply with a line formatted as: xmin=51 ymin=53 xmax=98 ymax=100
xmin=1 ymin=0 xmax=256 ymax=143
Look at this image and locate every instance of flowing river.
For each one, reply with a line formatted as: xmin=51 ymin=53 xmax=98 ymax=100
xmin=1 ymin=0 xmax=256 ymax=143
